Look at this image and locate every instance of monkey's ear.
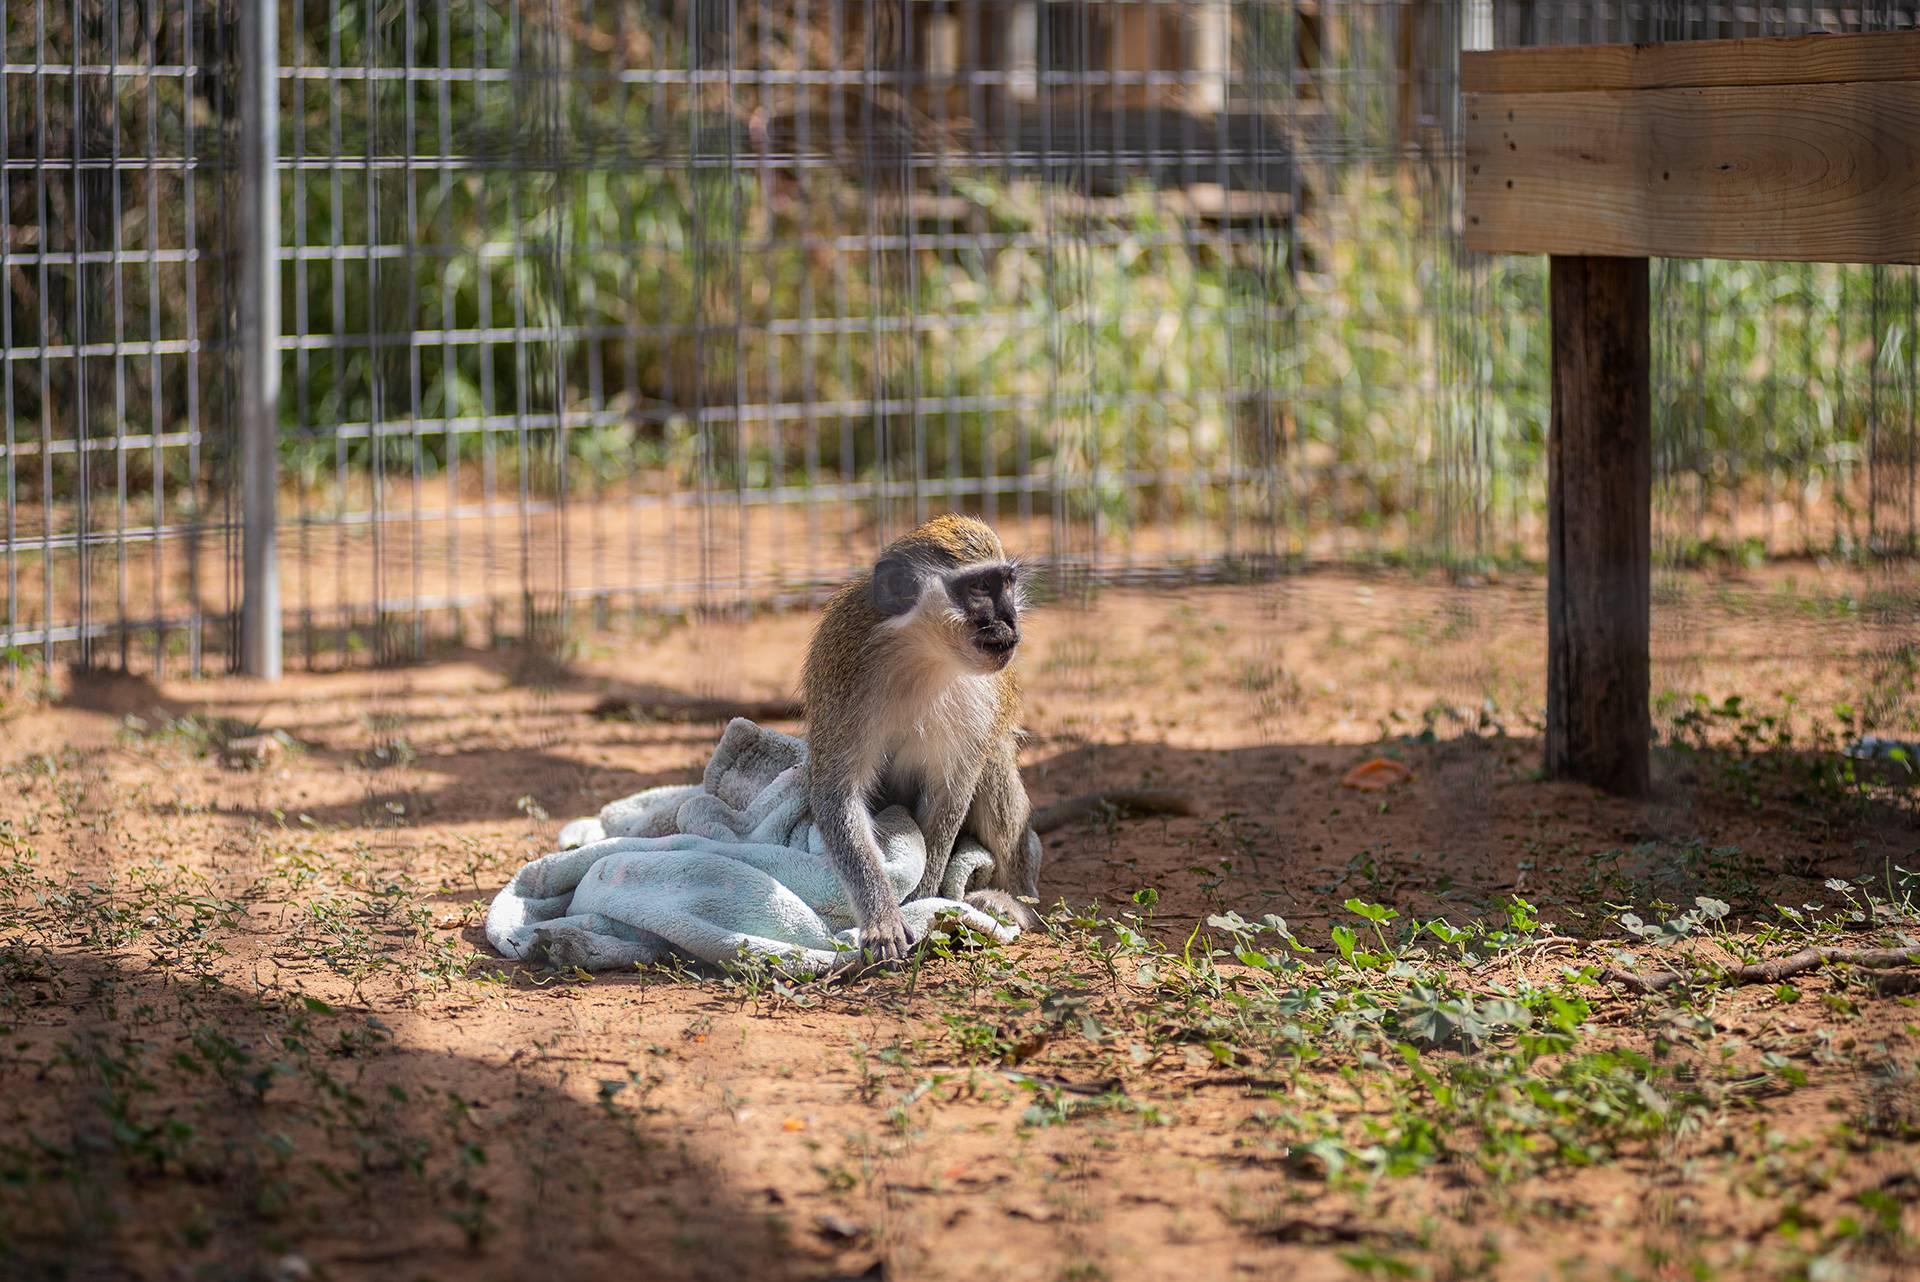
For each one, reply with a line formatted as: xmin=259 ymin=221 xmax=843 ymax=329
xmin=870 ymin=554 xmax=923 ymax=617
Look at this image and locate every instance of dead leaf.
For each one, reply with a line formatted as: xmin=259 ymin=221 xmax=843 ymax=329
xmin=1341 ymin=757 xmax=1413 ymax=791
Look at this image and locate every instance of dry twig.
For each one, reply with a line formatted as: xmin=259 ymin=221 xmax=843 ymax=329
xmin=1032 ymin=790 xmax=1197 ymax=833
xmin=591 ymin=694 xmax=805 ymax=724
xmin=1600 ymin=946 xmax=1920 ymax=994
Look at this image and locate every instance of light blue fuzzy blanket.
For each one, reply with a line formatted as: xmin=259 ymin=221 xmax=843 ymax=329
xmin=484 ymin=718 xmax=1020 ymax=973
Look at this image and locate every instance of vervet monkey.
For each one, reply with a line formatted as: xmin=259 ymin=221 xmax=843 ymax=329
xmin=803 ymin=515 xmax=1042 ymax=962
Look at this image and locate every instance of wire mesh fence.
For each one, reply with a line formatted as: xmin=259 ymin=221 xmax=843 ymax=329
xmin=2 ymin=0 xmax=241 ymax=673
xmin=263 ymin=0 xmax=1432 ymax=671
xmin=3 ymin=0 xmax=1918 ymax=676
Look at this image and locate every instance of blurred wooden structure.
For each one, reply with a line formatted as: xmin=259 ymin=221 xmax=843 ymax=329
xmin=669 ymin=0 xmax=1460 ymax=219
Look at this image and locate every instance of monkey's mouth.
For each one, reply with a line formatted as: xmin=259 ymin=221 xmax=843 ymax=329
xmin=972 ymin=629 xmax=1019 ymax=661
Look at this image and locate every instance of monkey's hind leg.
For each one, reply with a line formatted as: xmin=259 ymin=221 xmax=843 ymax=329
xmin=964 ymin=828 xmax=1043 ymax=931
xmin=964 ymin=886 xmax=1041 ymax=931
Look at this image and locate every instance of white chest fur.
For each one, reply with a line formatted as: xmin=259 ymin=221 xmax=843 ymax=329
xmin=879 ymin=672 xmax=998 ymax=799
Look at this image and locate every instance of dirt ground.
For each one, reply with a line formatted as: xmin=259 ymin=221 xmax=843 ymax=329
xmin=3 ymin=563 xmax=1919 ymax=1282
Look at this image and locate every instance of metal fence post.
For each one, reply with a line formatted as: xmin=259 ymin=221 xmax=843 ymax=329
xmin=239 ymin=0 xmax=282 ymax=678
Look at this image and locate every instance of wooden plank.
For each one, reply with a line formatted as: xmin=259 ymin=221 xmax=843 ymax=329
xmin=1462 ymin=30 xmax=1920 ymax=95
xmin=1546 ymin=256 xmax=1651 ymax=799
xmin=1464 ymin=82 xmax=1920 ymax=262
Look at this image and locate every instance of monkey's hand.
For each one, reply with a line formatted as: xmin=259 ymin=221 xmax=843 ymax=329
xmin=858 ymin=907 xmax=918 ymax=966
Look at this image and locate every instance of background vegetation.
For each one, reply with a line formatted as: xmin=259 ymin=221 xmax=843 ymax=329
xmin=3 ymin=0 xmax=1916 ymax=563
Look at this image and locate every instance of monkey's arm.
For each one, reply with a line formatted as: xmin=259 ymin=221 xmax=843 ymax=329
xmin=957 ymin=740 xmax=1042 ymax=930
xmin=811 ymin=785 xmax=915 ymax=963
xmin=965 ymin=738 xmax=1036 ymax=896
xmin=908 ymin=769 xmax=978 ymax=902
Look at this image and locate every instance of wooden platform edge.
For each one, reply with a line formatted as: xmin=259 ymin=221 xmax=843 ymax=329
xmin=1462 ymin=29 xmax=1920 ymax=96
xmin=1464 ymin=81 xmax=1920 ymax=264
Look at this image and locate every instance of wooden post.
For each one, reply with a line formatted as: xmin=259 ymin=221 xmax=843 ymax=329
xmin=1463 ymin=32 xmax=1920 ymax=795
xmin=1546 ymin=256 xmax=1650 ymax=797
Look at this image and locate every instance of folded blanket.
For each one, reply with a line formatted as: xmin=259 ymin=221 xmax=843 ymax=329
xmin=484 ymin=718 xmax=1021 ymax=973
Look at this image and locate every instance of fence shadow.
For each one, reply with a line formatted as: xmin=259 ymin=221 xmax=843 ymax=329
xmin=57 ymin=666 xmax=198 ymax=723
xmin=52 ymin=662 xmax=1915 ymax=935
xmin=1021 ymin=732 xmax=1916 ymax=935
xmin=55 ymin=661 xmax=799 ymax=828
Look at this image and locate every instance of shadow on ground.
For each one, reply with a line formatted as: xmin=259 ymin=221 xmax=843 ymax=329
xmin=52 ymin=664 xmax=1919 ymax=942
xmin=0 ymin=952 xmax=868 ymax=1282
xmin=1023 ymin=733 xmax=1916 ymax=936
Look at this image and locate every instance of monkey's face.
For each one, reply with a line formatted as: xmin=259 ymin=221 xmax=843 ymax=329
xmin=943 ymin=561 xmax=1022 ymax=673
xmin=871 ymin=538 xmax=1023 ymax=675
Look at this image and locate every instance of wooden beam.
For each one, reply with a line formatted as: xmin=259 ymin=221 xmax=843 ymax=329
xmin=1463 ymin=29 xmax=1920 ymax=95
xmin=1464 ymin=81 xmax=1920 ymax=262
xmin=1546 ymin=256 xmax=1650 ymax=799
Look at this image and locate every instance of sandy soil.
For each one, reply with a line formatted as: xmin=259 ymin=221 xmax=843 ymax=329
xmin=2 ymin=563 xmax=1918 ymax=1282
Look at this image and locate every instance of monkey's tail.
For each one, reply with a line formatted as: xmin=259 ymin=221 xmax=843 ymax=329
xmin=1031 ymin=790 xmax=1196 ymax=834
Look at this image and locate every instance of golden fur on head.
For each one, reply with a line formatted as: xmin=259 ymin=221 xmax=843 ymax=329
xmin=876 ymin=514 xmax=1006 ymax=569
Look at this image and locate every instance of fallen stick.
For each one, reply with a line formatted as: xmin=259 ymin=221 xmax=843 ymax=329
xmin=1001 ymin=1069 xmax=1124 ymax=1096
xmin=1031 ymin=789 xmax=1197 ymax=834
xmin=591 ymin=694 xmax=805 ymax=724
xmin=1600 ymin=946 xmax=1920 ymax=994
